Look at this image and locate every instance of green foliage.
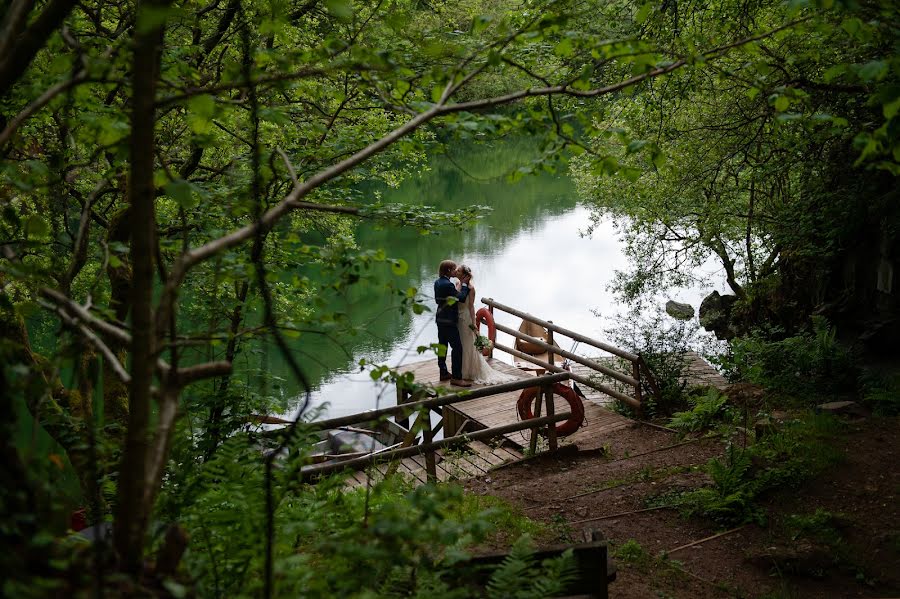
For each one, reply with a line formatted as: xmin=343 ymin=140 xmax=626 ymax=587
xmin=669 ymin=388 xmax=731 ymax=433
xmin=720 ymin=317 xmax=856 ymax=398
xmin=784 ymin=509 xmax=845 ymax=547
xmin=675 ymin=414 xmax=844 ymax=525
xmin=606 ymin=308 xmax=719 ymax=419
xmin=485 ymin=537 xmax=577 ymax=599
xmin=613 ymin=539 xmax=651 ymax=568
xmin=160 ymin=432 xmax=555 ymax=598
xmin=859 ymin=370 xmax=900 ymax=416
xmin=571 ymin=0 xmax=899 ymax=325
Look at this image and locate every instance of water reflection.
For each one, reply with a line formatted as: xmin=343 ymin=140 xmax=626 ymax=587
xmin=272 ymin=141 xmax=724 ymax=419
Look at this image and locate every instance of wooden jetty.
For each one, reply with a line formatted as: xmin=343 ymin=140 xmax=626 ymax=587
xmin=299 ymin=297 xmax=725 ymax=491
xmin=396 ymin=358 xmax=635 ymax=450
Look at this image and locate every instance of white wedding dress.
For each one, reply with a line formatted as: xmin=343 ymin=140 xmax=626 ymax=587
xmin=458 ymin=292 xmax=519 ymax=384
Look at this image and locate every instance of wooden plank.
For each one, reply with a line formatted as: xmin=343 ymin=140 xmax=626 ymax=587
xmin=470 ymin=441 xmax=507 ymax=466
xmin=457 ymin=451 xmax=490 ymax=474
xmin=396 ymin=459 xmax=427 ymax=484
xmin=440 ymin=451 xmax=483 ymax=479
xmin=492 ymin=445 xmax=523 ymax=462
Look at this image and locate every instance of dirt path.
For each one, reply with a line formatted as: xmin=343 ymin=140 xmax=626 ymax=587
xmin=465 ymin=416 xmax=900 ymax=598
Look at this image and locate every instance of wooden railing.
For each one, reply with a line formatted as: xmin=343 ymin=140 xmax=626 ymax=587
xmin=481 ymin=298 xmax=661 ymax=415
xmin=300 ymin=372 xmax=574 ymax=481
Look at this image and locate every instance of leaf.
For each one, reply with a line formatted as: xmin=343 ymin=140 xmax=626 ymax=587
xmin=392 ymin=79 xmax=411 ymax=99
xmin=822 ymin=64 xmax=846 ymax=83
xmin=858 ymin=61 xmax=887 ymax=83
xmin=259 ymin=107 xmax=291 ymax=125
xmin=472 ymin=14 xmax=493 ymax=34
xmin=391 ymin=258 xmax=408 ymax=276
xmin=554 ymin=38 xmax=575 ymax=58
xmin=165 ymin=179 xmax=198 ymax=209
xmin=635 ymin=3 xmax=652 ymax=24
xmin=626 ymin=139 xmax=648 ymax=154
xmin=25 ymin=215 xmax=49 ymax=239
xmin=188 ymin=94 xmax=216 ymax=118
xmin=883 ymin=97 xmax=900 ymax=120
xmin=136 ymin=4 xmax=180 ymax=33
xmin=774 ymin=95 xmax=791 ymax=112
xmin=325 ymin=0 xmax=353 ymax=20
xmin=621 ymin=167 xmax=642 ymax=182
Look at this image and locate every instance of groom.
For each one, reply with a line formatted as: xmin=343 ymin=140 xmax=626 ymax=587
xmin=434 ymin=259 xmax=472 ymax=387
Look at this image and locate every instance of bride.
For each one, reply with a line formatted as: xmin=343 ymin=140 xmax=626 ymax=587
xmin=454 ymin=265 xmax=519 ymax=385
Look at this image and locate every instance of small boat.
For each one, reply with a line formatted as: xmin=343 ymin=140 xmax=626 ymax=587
xmin=257 ymin=418 xmax=413 ymax=468
xmin=514 ymin=319 xmax=562 ymax=366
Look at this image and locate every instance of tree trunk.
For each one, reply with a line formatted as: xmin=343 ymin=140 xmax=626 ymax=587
xmin=113 ymin=0 xmax=170 ymax=574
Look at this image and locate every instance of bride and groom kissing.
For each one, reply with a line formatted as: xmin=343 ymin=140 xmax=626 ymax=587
xmin=434 ymin=259 xmax=516 ymax=387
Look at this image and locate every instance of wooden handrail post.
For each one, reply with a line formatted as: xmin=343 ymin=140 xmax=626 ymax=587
xmin=546 ymin=323 xmax=558 ymax=452
xmin=488 ymin=304 xmax=495 ymax=359
xmin=528 ymin=383 xmax=543 ymax=455
xmin=632 ymin=361 xmax=643 ymax=418
xmin=422 ymin=411 xmax=437 ymax=482
xmin=396 ymin=384 xmax=410 ymax=430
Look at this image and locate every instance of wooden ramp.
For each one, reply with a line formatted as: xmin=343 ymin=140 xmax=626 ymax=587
xmin=397 ymin=358 xmax=636 ymax=451
xmin=343 ymin=440 xmax=521 ymax=489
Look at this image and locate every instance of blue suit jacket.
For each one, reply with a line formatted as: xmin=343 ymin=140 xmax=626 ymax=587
xmin=434 ymin=276 xmax=469 ymax=325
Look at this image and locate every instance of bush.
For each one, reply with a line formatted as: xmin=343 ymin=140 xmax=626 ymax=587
xmin=719 ymin=316 xmax=856 ymax=398
xmin=669 ymin=388 xmax=731 ymax=433
xmin=675 ymin=414 xmax=844 ymax=525
xmin=605 ymin=308 xmax=721 ymax=419
xmin=859 ymin=370 xmax=900 ymax=416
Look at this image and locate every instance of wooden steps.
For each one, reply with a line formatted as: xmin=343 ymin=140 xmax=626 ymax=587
xmin=342 ymin=440 xmax=523 ymax=489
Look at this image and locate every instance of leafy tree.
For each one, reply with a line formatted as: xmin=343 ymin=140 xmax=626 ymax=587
xmin=572 ymin=0 xmax=899 ymax=330
xmin=0 ymin=0 xmax=833 ymax=590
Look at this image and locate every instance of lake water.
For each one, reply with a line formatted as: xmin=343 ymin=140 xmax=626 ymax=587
xmin=273 ymin=141 xmax=725 ymax=420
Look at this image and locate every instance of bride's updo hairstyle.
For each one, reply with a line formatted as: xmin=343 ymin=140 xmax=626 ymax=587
xmin=458 ymin=264 xmax=473 ymax=281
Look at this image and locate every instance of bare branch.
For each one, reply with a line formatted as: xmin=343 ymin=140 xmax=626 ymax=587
xmin=41 ymin=287 xmax=131 ymax=344
xmin=44 ymin=301 xmax=131 ymax=383
xmin=0 ymin=70 xmax=89 ymax=147
xmin=276 ymin=147 xmax=299 ymax=186
xmin=175 ymin=361 xmax=232 ymax=385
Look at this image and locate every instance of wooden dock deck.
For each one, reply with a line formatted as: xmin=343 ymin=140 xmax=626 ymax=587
xmin=340 ymin=350 xmax=727 ymax=490
xmin=343 ymin=440 xmax=522 ymax=489
xmin=397 ymin=358 xmax=636 ymax=451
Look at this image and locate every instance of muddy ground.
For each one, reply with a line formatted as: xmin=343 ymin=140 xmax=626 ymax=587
xmin=465 ymin=415 xmax=900 ymax=598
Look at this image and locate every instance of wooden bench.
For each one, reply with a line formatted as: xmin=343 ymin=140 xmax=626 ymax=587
xmin=449 ymin=530 xmax=616 ymax=599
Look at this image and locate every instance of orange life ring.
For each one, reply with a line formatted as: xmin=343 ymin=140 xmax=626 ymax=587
xmin=475 ymin=307 xmax=496 ymax=342
xmin=516 ymin=383 xmax=585 ymax=437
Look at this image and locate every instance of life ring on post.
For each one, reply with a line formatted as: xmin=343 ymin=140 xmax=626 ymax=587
xmin=475 ymin=308 xmax=496 ymax=342
xmin=517 ymin=383 xmax=585 ymax=437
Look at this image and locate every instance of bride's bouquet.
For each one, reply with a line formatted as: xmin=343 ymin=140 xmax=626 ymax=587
xmin=474 ymin=333 xmax=493 ymax=355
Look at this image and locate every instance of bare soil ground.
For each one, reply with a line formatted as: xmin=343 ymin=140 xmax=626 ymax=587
xmin=465 ymin=415 xmax=900 ymax=598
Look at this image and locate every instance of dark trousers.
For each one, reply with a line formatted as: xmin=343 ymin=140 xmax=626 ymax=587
xmin=437 ymin=323 xmax=463 ymax=379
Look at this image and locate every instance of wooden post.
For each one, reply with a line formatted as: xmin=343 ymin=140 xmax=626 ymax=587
xmin=545 ymin=323 xmax=558 ymax=452
xmin=528 ymin=379 xmax=543 ymax=455
xmin=632 ymin=360 xmax=642 ymax=418
xmin=488 ymin=304 xmax=495 ymax=359
xmin=422 ymin=411 xmax=437 ymax=482
xmin=396 ymin=384 xmax=410 ymax=430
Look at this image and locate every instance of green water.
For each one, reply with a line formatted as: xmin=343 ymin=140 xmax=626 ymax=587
xmin=268 ymin=140 xmax=632 ymax=419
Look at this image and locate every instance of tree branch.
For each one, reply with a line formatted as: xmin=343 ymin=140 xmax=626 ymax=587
xmin=0 ymin=0 xmax=79 ymax=95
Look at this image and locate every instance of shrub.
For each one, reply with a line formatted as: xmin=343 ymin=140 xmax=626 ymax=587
xmin=605 ymin=308 xmax=721 ymax=419
xmin=859 ymin=370 xmax=900 ymax=416
xmin=669 ymin=388 xmax=731 ymax=433
xmin=676 ymin=414 xmax=844 ymax=525
xmin=719 ymin=316 xmax=856 ymax=398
